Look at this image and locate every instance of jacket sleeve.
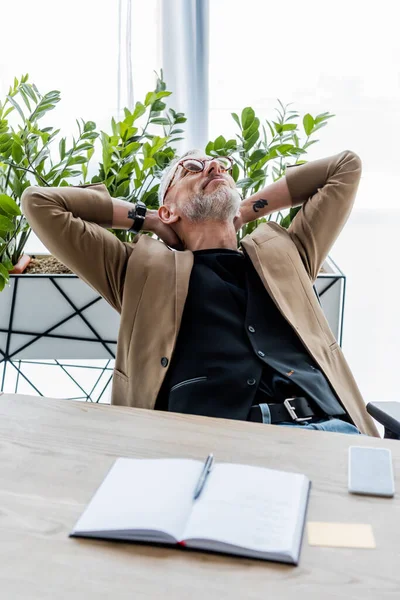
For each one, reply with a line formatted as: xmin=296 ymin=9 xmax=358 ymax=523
xmin=21 ymin=183 xmax=134 ymax=313
xmin=285 ymin=150 xmax=362 ymax=281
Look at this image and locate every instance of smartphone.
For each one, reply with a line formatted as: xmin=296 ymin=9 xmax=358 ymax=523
xmin=348 ymin=446 xmax=395 ymax=497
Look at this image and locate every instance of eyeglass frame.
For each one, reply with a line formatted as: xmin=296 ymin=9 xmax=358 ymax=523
xmin=162 ymin=156 xmax=234 ymax=204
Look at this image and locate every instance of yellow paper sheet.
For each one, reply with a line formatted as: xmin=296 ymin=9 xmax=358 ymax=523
xmin=307 ymin=522 xmax=376 ymax=548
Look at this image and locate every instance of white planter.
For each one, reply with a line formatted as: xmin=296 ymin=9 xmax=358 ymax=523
xmin=314 ymin=256 xmax=346 ymax=345
xmin=0 ymin=256 xmax=345 ymax=399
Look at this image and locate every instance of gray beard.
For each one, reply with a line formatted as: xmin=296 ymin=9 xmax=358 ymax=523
xmin=181 ymin=186 xmax=241 ymax=223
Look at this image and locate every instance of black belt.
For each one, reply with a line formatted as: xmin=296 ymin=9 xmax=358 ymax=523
xmin=248 ymin=397 xmax=321 ymax=424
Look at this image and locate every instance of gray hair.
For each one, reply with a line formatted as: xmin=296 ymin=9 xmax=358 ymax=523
xmin=158 ymin=148 xmax=204 ymax=206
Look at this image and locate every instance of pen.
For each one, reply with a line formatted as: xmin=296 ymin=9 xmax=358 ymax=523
xmin=193 ymin=453 xmax=214 ymax=500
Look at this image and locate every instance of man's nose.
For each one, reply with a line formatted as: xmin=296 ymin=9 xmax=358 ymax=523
xmin=205 ymin=159 xmax=223 ymax=175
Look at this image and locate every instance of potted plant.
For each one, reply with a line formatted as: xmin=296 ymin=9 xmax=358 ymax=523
xmin=0 ymin=74 xmax=344 ymax=400
xmin=0 ymin=73 xmax=186 ymax=398
xmin=204 ymin=102 xmax=345 ymax=345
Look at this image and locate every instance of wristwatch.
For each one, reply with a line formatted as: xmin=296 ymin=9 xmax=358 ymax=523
xmin=128 ymin=200 xmax=147 ymax=234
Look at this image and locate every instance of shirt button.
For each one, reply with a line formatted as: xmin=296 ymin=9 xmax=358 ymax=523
xmin=248 ymin=325 xmax=256 ymax=333
xmin=247 ymin=378 xmax=256 ymax=386
xmin=257 ymin=350 xmax=265 ymax=357
xmin=161 ymin=357 xmax=169 ymax=367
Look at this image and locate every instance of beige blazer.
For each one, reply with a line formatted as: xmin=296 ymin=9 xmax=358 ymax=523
xmin=21 ymin=150 xmax=379 ymax=436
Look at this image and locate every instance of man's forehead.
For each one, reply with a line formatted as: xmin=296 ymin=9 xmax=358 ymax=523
xmin=181 ymin=152 xmax=207 ymax=162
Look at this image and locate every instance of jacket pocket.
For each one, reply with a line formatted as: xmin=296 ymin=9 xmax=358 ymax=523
xmin=112 ymin=369 xmax=130 ymax=406
xmin=170 ymin=376 xmax=207 ymax=393
xmin=113 ymin=368 xmax=128 ymax=383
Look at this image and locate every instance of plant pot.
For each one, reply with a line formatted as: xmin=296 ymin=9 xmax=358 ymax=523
xmin=0 ymin=257 xmax=119 ymax=401
xmin=9 ymin=254 xmax=31 ymax=274
xmin=314 ymin=255 xmax=346 ymax=345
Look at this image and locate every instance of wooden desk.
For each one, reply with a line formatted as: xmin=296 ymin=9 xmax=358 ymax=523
xmin=1 ymin=394 xmax=400 ymax=599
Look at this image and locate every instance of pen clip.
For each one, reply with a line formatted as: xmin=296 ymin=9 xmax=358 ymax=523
xmin=193 ymin=454 xmax=214 ymax=500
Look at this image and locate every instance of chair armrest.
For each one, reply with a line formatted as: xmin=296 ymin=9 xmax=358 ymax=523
xmin=366 ymin=402 xmax=400 ymax=439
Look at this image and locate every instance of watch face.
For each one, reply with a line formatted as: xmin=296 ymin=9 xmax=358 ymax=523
xmin=137 ymin=202 xmax=147 ymax=217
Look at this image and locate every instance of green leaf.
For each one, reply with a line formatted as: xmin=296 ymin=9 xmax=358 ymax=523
xmin=145 ymin=92 xmax=157 ymax=107
xmin=243 ymin=117 xmax=260 ymax=141
xmin=21 ymin=83 xmax=37 ymax=103
xmin=231 ymin=112 xmax=241 ymax=129
xmin=0 ymin=263 xmax=10 ymax=282
xmin=151 ymin=100 xmax=167 ymax=113
xmin=132 ymin=102 xmax=146 ymax=122
xmin=117 ymin=161 xmax=135 ymax=179
xmin=122 ymin=142 xmax=141 ymax=158
xmin=69 ymin=156 xmax=87 ymax=165
xmin=81 ymin=132 xmax=98 ymax=140
xmin=303 ymin=139 xmax=319 ymax=149
xmin=243 ymin=130 xmax=259 ymax=151
xmin=310 ymin=122 xmax=327 ymax=134
xmin=155 ymin=91 xmax=172 ymax=100
xmin=314 ymin=112 xmax=335 ymax=124
xmin=6 ymin=95 xmax=25 ymax=121
xmin=214 ymin=135 xmax=226 ymax=151
xmin=236 ymin=177 xmax=254 ymax=188
xmin=277 ymin=144 xmax=294 ymax=154
xmin=19 ymin=88 xmax=31 ymax=112
xmin=143 ymin=157 xmax=156 ymax=170
xmin=251 ymin=169 xmax=265 ymax=180
xmin=2 ymin=254 xmax=13 ymax=271
xmin=303 ymin=114 xmax=314 ymax=136
xmin=225 ymin=139 xmax=237 ymax=150
xmin=115 ymin=181 xmax=130 ymax=197
xmin=281 ymin=123 xmax=297 ymax=131
xmin=149 ymin=117 xmax=170 ymax=125
xmin=241 ymin=107 xmax=255 ymax=130
xmin=248 ymin=149 xmax=266 ymax=166
xmin=74 ymin=142 xmax=94 ymax=152
xmin=11 ymin=142 xmax=23 ymax=163
xmin=266 ymin=120 xmax=275 ymax=139
xmin=205 ymin=141 xmax=214 ymax=155
xmin=232 ymin=163 xmax=240 ymax=182
xmin=280 ymin=214 xmax=291 ymax=229
xmin=59 ymin=137 xmax=66 ymax=160
xmin=111 ymin=117 xmax=118 ymax=137
xmin=0 ymin=215 xmax=14 ymax=231
xmin=84 ymin=121 xmax=96 ymax=132
xmin=0 ymin=194 xmax=21 ymax=217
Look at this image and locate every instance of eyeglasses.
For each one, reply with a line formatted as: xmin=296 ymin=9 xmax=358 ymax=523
xmin=163 ymin=156 xmax=233 ymax=203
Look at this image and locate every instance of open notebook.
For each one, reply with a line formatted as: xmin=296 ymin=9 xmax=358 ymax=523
xmin=70 ymin=457 xmax=311 ymax=565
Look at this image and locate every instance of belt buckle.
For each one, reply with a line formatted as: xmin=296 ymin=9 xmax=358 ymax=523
xmin=284 ymin=398 xmax=312 ymax=422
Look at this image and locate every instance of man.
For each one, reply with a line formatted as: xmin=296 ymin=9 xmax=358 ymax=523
xmin=21 ymin=149 xmax=379 ymax=436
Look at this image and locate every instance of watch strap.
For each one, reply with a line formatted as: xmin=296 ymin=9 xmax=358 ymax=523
xmin=128 ymin=200 xmax=147 ymax=234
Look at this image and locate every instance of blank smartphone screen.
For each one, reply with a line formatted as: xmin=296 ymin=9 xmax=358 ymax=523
xmin=348 ymin=446 xmax=395 ymax=497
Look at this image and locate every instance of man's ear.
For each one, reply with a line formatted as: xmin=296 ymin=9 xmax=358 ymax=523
xmin=159 ymin=204 xmax=179 ymax=225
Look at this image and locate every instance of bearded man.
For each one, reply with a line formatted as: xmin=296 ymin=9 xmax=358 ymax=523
xmin=21 ymin=149 xmax=379 ymax=436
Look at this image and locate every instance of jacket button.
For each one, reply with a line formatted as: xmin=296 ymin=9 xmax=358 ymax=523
xmin=161 ymin=357 xmax=169 ymax=368
xmin=257 ymin=350 xmax=265 ymax=357
xmin=247 ymin=378 xmax=256 ymax=386
xmin=248 ymin=325 xmax=256 ymax=333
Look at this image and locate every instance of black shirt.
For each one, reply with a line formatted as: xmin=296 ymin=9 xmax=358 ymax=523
xmin=155 ymin=248 xmax=345 ymax=420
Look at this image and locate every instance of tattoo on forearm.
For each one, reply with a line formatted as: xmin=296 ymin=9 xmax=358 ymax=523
xmin=252 ymin=198 xmax=269 ymax=213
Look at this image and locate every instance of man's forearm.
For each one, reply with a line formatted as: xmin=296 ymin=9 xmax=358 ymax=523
xmin=239 ymin=177 xmax=292 ymax=225
xmin=111 ymin=197 xmax=158 ymax=232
